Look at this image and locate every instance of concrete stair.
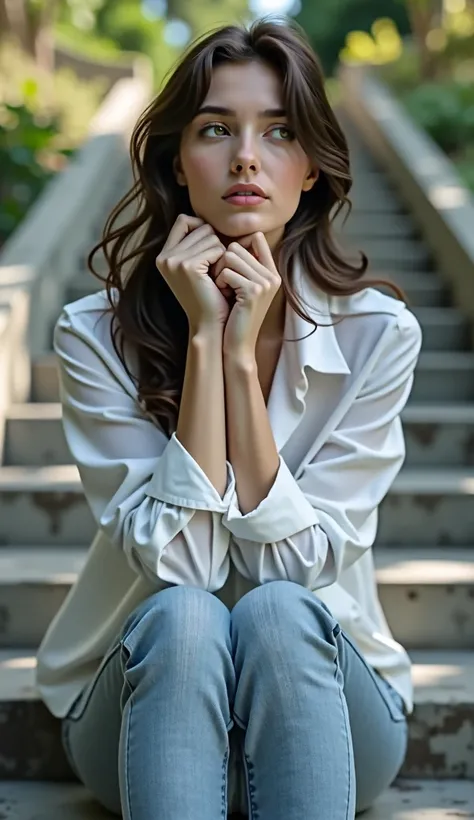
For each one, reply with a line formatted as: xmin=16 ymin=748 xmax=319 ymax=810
xmin=0 ymin=117 xmax=473 ymax=818
xmin=0 ymin=779 xmax=472 ymax=819
xmin=1 ymin=464 xmax=474 ymax=547
xmin=5 ymin=402 xmax=474 ymax=467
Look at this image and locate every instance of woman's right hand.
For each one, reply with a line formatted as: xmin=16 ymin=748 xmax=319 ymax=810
xmin=156 ymin=214 xmax=230 ymax=332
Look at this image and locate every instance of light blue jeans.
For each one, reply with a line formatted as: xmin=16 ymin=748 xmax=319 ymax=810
xmin=62 ymin=581 xmax=408 ymax=819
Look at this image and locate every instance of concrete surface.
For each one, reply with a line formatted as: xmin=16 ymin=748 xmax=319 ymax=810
xmin=0 ymin=779 xmax=472 ymax=818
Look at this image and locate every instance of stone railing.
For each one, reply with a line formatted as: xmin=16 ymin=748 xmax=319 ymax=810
xmin=0 ymin=70 xmax=152 ymax=406
xmin=339 ymin=64 xmax=474 ymax=345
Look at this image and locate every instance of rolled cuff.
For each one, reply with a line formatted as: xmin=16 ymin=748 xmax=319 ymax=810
xmin=222 ymin=455 xmax=319 ymax=542
xmin=146 ymin=432 xmax=235 ymax=512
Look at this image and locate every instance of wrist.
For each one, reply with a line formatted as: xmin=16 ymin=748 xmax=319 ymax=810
xmin=223 ymin=347 xmax=257 ymax=371
xmin=189 ymin=323 xmax=225 ymax=344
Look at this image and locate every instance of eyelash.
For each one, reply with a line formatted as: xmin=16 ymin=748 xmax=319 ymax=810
xmin=199 ymin=123 xmax=295 ymax=141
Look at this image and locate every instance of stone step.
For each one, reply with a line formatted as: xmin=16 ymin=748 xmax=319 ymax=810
xmin=30 ymin=354 xmax=59 ymax=404
xmin=412 ymin=307 xmax=469 ymax=351
xmin=4 ymin=404 xmax=70 ymax=466
xmin=374 ymin=548 xmax=474 ymax=649
xmin=1 ymin=648 xmax=472 ymax=780
xmin=350 ymin=190 xmax=404 ymax=213
xmin=1 ymin=546 xmax=472 ymax=649
xmin=341 ymin=236 xmax=432 ymax=270
xmin=411 ymin=352 xmax=474 ymax=403
xmin=376 ymin=275 xmax=446 ymax=307
xmin=403 ymin=404 xmax=474 ymax=468
xmin=0 ymin=547 xmax=85 ymax=647
xmin=7 ymin=400 xmax=474 ymax=468
xmin=0 ymin=465 xmax=95 ymax=547
xmin=64 ymin=277 xmax=104 ymax=305
xmin=378 ymin=469 xmax=474 ymax=547
xmin=0 ymin=780 xmax=472 ymax=820
xmin=0 ymin=463 xmax=473 ymax=547
xmin=351 ymin=172 xmax=401 ymax=195
xmin=334 ymin=211 xmax=416 ymax=238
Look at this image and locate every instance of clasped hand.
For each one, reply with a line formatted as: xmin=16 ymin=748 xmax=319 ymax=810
xmin=155 ymin=214 xmax=281 ymax=358
xmin=211 ymin=231 xmax=281 ymax=357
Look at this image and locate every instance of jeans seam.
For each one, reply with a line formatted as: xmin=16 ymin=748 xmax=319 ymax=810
xmin=243 ymin=752 xmax=259 ymax=820
xmin=221 ymin=748 xmax=229 ymax=817
xmin=125 ymin=695 xmax=133 ymax=820
xmin=337 ymin=683 xmax=352 ymax=820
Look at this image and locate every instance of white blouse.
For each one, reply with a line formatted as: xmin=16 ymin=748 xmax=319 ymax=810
xmin=36 ymin=256 xmax=423 ymax=718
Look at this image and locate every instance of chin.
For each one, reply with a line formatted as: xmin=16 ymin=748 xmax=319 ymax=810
xmin=215 ymin=216 xmax=273 ymax=237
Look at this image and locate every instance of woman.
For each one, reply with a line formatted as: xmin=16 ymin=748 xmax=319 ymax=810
xmin=36 ymin=16 xmax=423 ymax=820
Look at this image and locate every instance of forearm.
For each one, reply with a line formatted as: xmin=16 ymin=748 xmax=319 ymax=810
xmin=224 ymin=353 xmax=280 ymax=514
xmin=176 ymin=326 xmax=227 ymax=497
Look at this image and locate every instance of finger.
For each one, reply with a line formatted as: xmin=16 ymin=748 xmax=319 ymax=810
xmin=212 ymin=269 xmax=233 ymax=296
xmin=216 ymin=282 xmax=234 ymax=300
xmin=234 ymin=234 xmax=275 ymax=271
xmin=209 ymin=251 xmax=227 ymax=282
xmin=223 ymin=249 xmax=267 ymax=284
xmin=210 ymin=246 xmax=251 ymax=282
xmin=227 ymin=241 xmax=266 ymax=272
xmin=234 ymin=233 xmax=259 ymax=259
xmin=215 ymin=268 xmax=268 ymax=299
xmin=215 ymin=268 xmax=248 ymax=293
xmin=162 ymin=214 xmax=205 ymax=252
xmin=252 ymin=232 xmax=277 ymax=272
xmin=175 ymin=222 xmax=216 ymax=252
xmin=171 ymin=236 xmax=225 ymax=268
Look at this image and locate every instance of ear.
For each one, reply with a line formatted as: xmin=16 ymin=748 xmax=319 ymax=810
xmin=173 ymin=154 xmax=187 ymax=187
xmin=301 ymin=167 xmax=319 ymax=193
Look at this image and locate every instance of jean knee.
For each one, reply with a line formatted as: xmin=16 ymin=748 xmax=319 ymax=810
xmin=232 ymin=580 xmax=336 ymax=653
xmin=121 ymin=585 xmax=231 ymax=656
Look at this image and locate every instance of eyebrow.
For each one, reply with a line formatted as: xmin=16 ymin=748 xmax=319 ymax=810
xmin=195 ymin=105 xmax=287 ymax=118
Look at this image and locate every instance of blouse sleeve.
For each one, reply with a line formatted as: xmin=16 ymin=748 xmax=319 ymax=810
xmin=222 ymin=307 xmax=423 ymax=589
xmin=54 ymin=310 xmax=234 ymax=591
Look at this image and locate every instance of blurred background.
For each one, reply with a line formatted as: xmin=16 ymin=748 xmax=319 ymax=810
xmin=1 ymin=0 xmax=473 ymax=246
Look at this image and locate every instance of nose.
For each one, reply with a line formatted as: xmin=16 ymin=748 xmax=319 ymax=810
xmin=230 ymin=132 xmax=261 ymax=175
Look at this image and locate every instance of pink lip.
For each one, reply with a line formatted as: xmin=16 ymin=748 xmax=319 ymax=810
xmin=223 ymin=183 xmax=268 ymax=199
xmin=224 ymin=194 xmax=267 ymax=206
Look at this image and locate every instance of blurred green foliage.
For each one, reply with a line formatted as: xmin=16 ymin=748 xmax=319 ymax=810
xmin=55 ymin=0 xmax=252 ymax=85
xmin=403 ymin=79 xmax=474 ymax=153
xmin=98 ymin=2 xmax=159 ymax=52
xmin=0 ymin=40 xmax=105 ymax=246
xmin=294 ymin=0 xmax=411 ymax=75
xmin=0 ymin=98 xmax=72 ymax=243
xmin=166 ymin=0 xmax=250 ymax=37
xmin=378 ymin=3 xmax=474 ymax=191
xmin=54 ymin=20 xmax=122 ymax=61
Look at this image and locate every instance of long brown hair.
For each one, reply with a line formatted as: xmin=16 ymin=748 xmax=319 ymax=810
xmin=88 ymin=16 xmax=405 ymax=436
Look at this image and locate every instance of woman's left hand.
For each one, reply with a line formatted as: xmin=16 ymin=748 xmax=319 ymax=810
xmin=213 ymin=232 xmax=281 ymax=359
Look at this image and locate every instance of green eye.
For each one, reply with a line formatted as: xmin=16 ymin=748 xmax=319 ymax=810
xmin=270 ymin=126 xmax=293 ymax=140
xmin=201 ymin=124 xmax=228 ymax=137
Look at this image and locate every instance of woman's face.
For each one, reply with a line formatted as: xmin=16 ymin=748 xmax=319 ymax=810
xmin=175 ymin=60 xmax=318 ymax=252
